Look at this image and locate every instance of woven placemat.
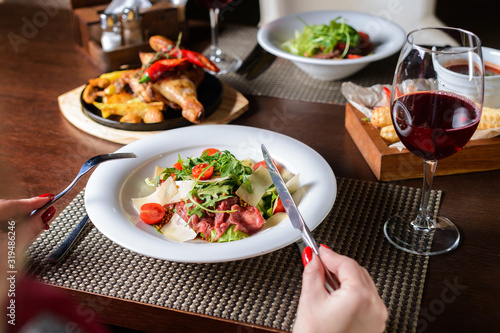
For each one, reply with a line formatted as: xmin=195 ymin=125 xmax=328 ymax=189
xmin=26 ymin=177 xmax=439 ymax=332
xmin=214 ymin=26 xmax=397 ymax=104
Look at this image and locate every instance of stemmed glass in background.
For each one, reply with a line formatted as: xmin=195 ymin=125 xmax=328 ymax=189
xmin=384 ymin=27 xmax=484 ymax=255
xmin=194 ymin=0 xmax=242 ymax=74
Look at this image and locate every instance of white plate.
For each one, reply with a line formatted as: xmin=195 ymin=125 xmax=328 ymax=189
xmin=85 ymin=125 xmax=336 ymax=263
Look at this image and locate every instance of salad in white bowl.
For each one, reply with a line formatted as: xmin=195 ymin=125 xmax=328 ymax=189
xmin=131 ymin=148 xmax=301 ymax=243
xmin=84 ymin=124 xmax=336 ymax=262
xmin=257 ymin=10 xmax=406 ymax=80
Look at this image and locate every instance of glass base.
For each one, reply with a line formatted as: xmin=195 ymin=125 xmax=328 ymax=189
xmin=384 ymin=215 xmax=460 ymax=255
xmin=205 ymin=47 xmax=242 ymax=74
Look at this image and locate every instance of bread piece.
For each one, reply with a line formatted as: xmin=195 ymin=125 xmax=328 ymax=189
xmin=371 ymin=106 xmax=392 ymax=127
xmin=478 ymin=107 xmax=500 ymax=130
xmin=380 ymin=125 xmax=399 ymax=144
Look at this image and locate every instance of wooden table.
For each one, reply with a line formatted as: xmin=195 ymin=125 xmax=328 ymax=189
xmin=1 ymin=4 xmax=499 ymax=333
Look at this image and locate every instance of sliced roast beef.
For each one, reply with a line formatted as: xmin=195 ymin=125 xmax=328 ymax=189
xmin=166 ymin=197 xmax=264 ymax=241
xmin=228 ymin=205 xmax=266 ymax=234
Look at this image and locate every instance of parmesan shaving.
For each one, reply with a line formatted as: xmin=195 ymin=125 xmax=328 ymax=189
xmin=286 ymin=173 xmax=300 ymax=194
xmin=280 ymin=168 xmax=294 ymax=182
xmin=154 ymin=166 xmax=165 ymax=178
xmin=131 ymin=177 xmax=177 ymax=213
xmin=235 ymin=166 xmax=273 ymax=206
xmin=167 ymin=180 xmax=195 ymax=203
xmin=264 ymin=212 xmax=288 ymax=230
xmin=160 ymin=213 xmax=197 ymax=242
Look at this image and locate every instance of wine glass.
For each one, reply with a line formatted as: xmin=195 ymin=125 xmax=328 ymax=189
xmin=195 ymin=0 xmax=242 ymax=74
xmin=384 ymin=27 xmax=484 ymax=255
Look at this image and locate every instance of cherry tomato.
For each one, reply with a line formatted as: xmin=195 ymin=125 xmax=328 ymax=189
xmin=140 ymin=203 xmax=165 ymax=224
xmin=336 ymin=42 xmax=346 ymax=52
xmin=192 ymin=163 xmax=214 ymax=180
xmin=358 ymin=31 xmax=371 ymax=49
xmin=273 ymin=197 xmax=286 ymax=214
xmin=253 ymin=160 xmax=267 ymax=171
xmin=358 ymin=31 xmax=369 ymax=40
xmin=253 ymin=160 xmax=282 ymax=172
xmin=173 ymin=162 xmax=182 ymax=170
xmin=347 ymin=54 xmax=362 ymax=59
xmin=203 ymin=148 xmax=220 ymax=156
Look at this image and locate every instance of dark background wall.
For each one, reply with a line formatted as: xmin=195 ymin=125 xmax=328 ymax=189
xmin=2 ymin=0 xmax=496 ymax=49
xmin=185 ymin=0 xmax=261 ymax=26
xmin=435 ymin=0 xmax=499 ymax=49
xmin=185 ymin=0 xmax=500 ymax=49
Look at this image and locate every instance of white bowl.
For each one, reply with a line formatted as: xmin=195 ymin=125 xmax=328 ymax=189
xmin=433 ymin=47 xmax=483 ymax=104
xmin=257 ymin=10 xmax=406 ymax=81
xmin=434 ymin=46 xmax=500 ymax=108
xmin=483 ymin=47 xmax=500 ymax=108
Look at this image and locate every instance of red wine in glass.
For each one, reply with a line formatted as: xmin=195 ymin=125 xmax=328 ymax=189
xmin=392 ymin=91 xmax=481 ymax=160
xmin=384 ymin=27 xmax=484 ymax=256
xmin=195 ymin=0 xmax=233 ymax=9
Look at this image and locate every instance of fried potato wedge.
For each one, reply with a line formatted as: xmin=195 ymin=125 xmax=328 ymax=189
xmin=478 ymin=107 xmax=500 ymax=130
xmin=99 ymin=70 xmax=126 ymax=83
xmin=106 ymin=92 xmax=134 ymax=104
xmin=119 ymin=113 xmax=143 ymax=123
xmin=380 ymin=125 xmax=399 ymax=144
xmin=93 ymin=101 xmax=164 ymax=119
xmin=371 ymin=106 xmax=392 ymax=127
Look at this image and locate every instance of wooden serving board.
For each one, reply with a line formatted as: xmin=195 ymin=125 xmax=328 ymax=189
xmin=58 ymin=83 xmax=249 ymax=145
xmin=345 ymin=103 xmax=500 ymax=181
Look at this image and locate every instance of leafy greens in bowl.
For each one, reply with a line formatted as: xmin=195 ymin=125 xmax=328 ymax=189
xmin=281 ymin=16 xmax=372 ymax=60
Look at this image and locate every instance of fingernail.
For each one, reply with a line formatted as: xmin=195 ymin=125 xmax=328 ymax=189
xmin=41 ymin=206 xmax=56 ymax=224
xmin=39 ymin=193 xmax=54 ymax=198
xmin=302 ymin=246 xmax=313 ymax=266
xmin=320 ymin=243 xmax=330 ymax=249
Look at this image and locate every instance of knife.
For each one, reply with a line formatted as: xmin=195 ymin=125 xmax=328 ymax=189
xmin=237 ymin=44 xmax=276 ymax=80
xmin=237 ymin=43 xmax=264 ymax=74
xmin=47 ymin=214 xmax=91 ymax=263
xmin=261 ymin=144 xmax=340 ymax=292
xmin=245 ymin=50 xmax=276 ymax=80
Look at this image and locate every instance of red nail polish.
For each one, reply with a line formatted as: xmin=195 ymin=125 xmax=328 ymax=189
xmin=302 ymin=246 xmax=313 ymax=266
xmin=320 ymin=243 xmax=330 ymax=249
xmin=43 ymin=222 xmax=50 ymax=230
xmin=41 ymin=206 xmax=56 ymax=224
xmin=39 ymin=193 xmax=54 ymax=198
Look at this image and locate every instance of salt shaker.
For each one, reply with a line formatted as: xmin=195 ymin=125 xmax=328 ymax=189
xmin=100 ymin=13 xmax=122 ymax=51
xmin=121 ymin=7 xmax=143 ymax=46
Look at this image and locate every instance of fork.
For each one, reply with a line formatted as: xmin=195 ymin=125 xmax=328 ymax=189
xmin=31 ymin=152 xmax=137 ymax=215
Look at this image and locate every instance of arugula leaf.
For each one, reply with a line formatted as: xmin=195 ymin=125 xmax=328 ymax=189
xmin=199 ymin=182 xmax=234 ymax=197
xmin=281 ymin=16 xmax=361 ymax=59
xmin=210 ymin=225 xmax=249 ymax=243
xmin=149 ymin=150 xmax=265 ymax=231
xmin=257 ymin=187 xmax=279 ymax=219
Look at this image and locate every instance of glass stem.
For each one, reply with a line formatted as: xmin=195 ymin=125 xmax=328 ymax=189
xmin=413 ymin=159 xmax=438 ymax=229
xmin=209 ymin=8 xmax=220 ymax=52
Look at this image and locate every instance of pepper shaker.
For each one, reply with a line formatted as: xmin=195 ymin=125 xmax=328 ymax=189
xmin=100 ymin=13 xmax=122 ymax=51
xmin=121 ymin=7 xmax=143 ymax=46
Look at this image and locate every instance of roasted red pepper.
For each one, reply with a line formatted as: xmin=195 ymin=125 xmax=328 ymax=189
xmin=180 ymin=49 xmax=219 ymax=73
xmin=139 ymin=58 xmax=187 ymax=83
xmin=383 ymin=86 xmax=391 ymax=101
xmin=164 ymin=47 xmax=220 ymax=73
